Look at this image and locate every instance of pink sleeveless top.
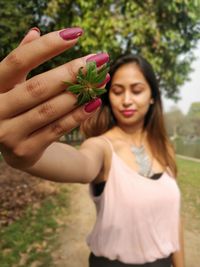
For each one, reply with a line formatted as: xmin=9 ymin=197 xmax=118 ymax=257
xmin=86 ymin=137 xmax=181 ymax=264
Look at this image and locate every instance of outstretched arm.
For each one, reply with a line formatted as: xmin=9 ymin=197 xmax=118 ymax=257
xmin=24 ymin=137 xmax=105 ymax=184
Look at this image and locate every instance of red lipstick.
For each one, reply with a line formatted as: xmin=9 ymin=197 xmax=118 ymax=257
xmin=121 ymin=109 xmax=137 ymax=117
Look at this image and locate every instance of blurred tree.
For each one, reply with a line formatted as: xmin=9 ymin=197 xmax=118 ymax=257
xmin=187 ymin=102 xmax=200 ymax=118
xmin=164 ymin=106 xmax=185 ymax=137
xmin=44 ymin=0 xmax=200 ymax=99
xmin=186 ymin=102 xmax=200 ymax=136
xmin=0 ymin=0 xmax=199 ymax=100
xmin=0 ymin=0 xmax=48 ymax=59
xmin=165 ymin=102 xmax=200 ymax=138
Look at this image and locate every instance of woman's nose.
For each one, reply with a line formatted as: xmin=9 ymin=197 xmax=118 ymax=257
xmin=123 ymin=91 xmax=133 ymax=106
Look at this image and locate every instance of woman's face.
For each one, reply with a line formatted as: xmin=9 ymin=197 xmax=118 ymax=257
xmin=109 ymin=63 xmax=154 ymax=127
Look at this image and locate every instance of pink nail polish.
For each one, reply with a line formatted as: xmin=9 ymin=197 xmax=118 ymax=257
xmin=28 ymin=27 xmax=41 ymax=34
xmin=84 ymin=98 xmax=102 ymax=113
xmin=86 ymin=53 xmax=109 ymax=67
xmin=59 ymin=27 xmax=83 ymax=40
xmin=98 ymin=73 xmax=110 ymax=88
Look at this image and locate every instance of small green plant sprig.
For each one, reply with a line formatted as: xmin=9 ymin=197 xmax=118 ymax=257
xmin=64 ymin=61 xmax=109 ymax=106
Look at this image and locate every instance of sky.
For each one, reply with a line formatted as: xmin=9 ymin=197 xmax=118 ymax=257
xmin=163 ymin=42 xmax=200 ymax=114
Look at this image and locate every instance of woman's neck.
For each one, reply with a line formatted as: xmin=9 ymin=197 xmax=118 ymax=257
xmin=113 ymin=125 xmax=147 ymax=147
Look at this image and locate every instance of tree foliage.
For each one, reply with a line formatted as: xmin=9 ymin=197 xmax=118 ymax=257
xmin=164 ymin=106 xmax=184 ymax=136
xmin=188 ymin=102 xmax=200 ymax=118
xmin=186 ymin=102 xmax=200 ymax=136
xmin=0 ymin=0 xmax=199 ymax=100
xmin=165 ymin=102 xmax=200 ymax=137
xmin=0 ymin=0 xmax=48 ymax=57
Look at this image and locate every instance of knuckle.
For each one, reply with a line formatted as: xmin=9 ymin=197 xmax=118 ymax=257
xmin=51 ymin=122 xmax=66 ymax=137
xmin=50 ymin=108 xmax=87 ymax=138
xmin=25 ymin=78 xmax=45 ymax=98
xmin=6 ymin=49 xmax=24 ymax=68
xmin=43 ymin=33 xmax=57 ymax=48
xmin=0 ymin=126 xmax=8 ymax=144
xmin=0 ymin=122 xmax=14 ymax=147
xmin=65 ymin=62 xmax=77 ymax=81
xmin=13 ymin=144 xmax=29 ymax=158
xmin=71 ymin=109 xmax=85 ymax=123
xmin=0 ymin=120 xmax=5 ymax=134
xmin=12 ymin=142 xmax=33 ymax=159
xmin=38 ymin=102 xmax=56 ymax=119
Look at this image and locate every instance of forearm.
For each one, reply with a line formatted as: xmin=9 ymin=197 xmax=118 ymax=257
xmin=172 ymin=218 xmax=185 ymax=267
xmin=24 ymin=142 xmax=91 ymax=183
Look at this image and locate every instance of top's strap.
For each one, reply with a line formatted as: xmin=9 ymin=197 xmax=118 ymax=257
xmin=100 ymin=136 xmax=114 ymax=152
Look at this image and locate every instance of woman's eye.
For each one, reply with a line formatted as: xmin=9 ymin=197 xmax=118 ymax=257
xmin=132 ymin=85 xmax=144 ymax=94
xmin=112 ymin=90 xmax=123 ymax=95
xmin=114 ymin=91 xmax=122 ymax=95
xmin=132 ymin=90 xmax=142 ymax=95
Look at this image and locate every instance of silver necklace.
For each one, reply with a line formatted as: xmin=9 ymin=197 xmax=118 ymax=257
xmin=130 ymin=144 xmax=154 ymax=177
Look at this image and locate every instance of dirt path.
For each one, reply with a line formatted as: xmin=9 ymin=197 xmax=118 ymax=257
xmin=52 ymin=184 xmax=199 ymax=267
xmin=52 ymin=184 xmax=95 ymax=267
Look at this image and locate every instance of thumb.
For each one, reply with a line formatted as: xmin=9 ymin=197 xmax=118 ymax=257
xmin=19 ymin=27 xmax=41 ymax=46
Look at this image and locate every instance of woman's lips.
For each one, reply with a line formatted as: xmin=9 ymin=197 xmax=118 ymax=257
xmin=121 ymin=109 xmax=137 ymax=117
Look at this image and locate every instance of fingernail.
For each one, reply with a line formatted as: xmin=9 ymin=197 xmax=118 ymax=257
xmin=84 ymin=98 xmax=102 ymax=113
xmin=28 ymin=27 xmax=41 ymax=34
xmin=59 ymin=27 xmax=83 ymax=40
xmin=98 ymin=73 xmax=110 ymax=88
xmin=86 ymin=53 xmax=109 ymax=67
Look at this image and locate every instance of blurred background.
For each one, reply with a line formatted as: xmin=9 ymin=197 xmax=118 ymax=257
xmin=0 ymin=1 xmax=200 ymax=267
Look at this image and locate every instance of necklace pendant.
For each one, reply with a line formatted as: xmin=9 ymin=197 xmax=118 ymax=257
xmin=130 ymin=144 xmax=153 ymax=178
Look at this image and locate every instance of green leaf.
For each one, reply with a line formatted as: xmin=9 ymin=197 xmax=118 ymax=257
xmin=92 ymin=88 xmax=107 ymax=95
xmin=78 ymin=67 xmax=85 ymax=79
xmin=85 ymin=61 xmax=97 ymax=82
xmin=67 ymin=84 xmax=85 ymax=94
xmin=64 ymin=61 xmax=109 ymax=105
xmin=77 ymin=92 xmax=91 ymax=106
xmin=76 ymin=67 xmax=87 ymax=85
xmin=64 ymin=81 xmax=74 ymax=86
xmin=88 ymin=89 xmax=96 ymax=98
xmin=92 ymin=65 xmax=109 ymax=84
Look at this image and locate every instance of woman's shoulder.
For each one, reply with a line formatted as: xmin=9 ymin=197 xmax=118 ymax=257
xmin=80 ymin=134 xmax=111 ymax=153
xmin=81 ymin=128 xmax=124 ymax=153
xmin=81 ymin=134 xmax=113 ymax=180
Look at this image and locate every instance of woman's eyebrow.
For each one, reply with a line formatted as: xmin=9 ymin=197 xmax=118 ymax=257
xmin=130 ymin=82 xmax=146 ymax=88
xmin=111 ymin=82 xmax=145 ymax=89
xmin=110 ymin=83 xmax=124 ymax=89
xmin=131 ymin=82 xmax=145 ymax=86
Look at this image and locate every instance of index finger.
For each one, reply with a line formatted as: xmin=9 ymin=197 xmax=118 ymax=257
xmin=0 ymin=27 xmax=83 ymax=92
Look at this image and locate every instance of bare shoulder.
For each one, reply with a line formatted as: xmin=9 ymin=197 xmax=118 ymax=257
xmin=80 ymin=135 xmax=108 ymax=151
xmin=79 ymin=127 xmax=119 ymax=161
xmin=79 ymin=134 xmax=114 ymax=183
xmin=79 ymin=135 xmax=113 ymax=161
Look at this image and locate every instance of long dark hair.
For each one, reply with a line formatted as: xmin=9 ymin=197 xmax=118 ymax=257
xmin=81 ymin=54 xmax=177 ymax=176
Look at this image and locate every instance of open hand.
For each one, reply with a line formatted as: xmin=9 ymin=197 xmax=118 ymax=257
xmin=0 ymin=27 xmax=109 ymax=169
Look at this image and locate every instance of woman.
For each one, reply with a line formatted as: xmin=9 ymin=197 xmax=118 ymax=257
xmin=81 ymin=54 xmax=184 ymax=267
xmin=0 ymin=28 xmax=184 ymax=266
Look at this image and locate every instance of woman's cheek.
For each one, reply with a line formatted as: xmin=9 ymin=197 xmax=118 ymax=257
xmin=136 ymin=94 xmax=151 ymax=108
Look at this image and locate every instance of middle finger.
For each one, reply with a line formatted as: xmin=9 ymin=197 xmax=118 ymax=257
xmin=0 ymin=53 xmax=109 ymax=118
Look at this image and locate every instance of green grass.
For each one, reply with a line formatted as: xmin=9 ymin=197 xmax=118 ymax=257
xmin=177 ymin=157 xmax=200 ymax=231
xmin=0 ymin=187 xmax=69 ymax=267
